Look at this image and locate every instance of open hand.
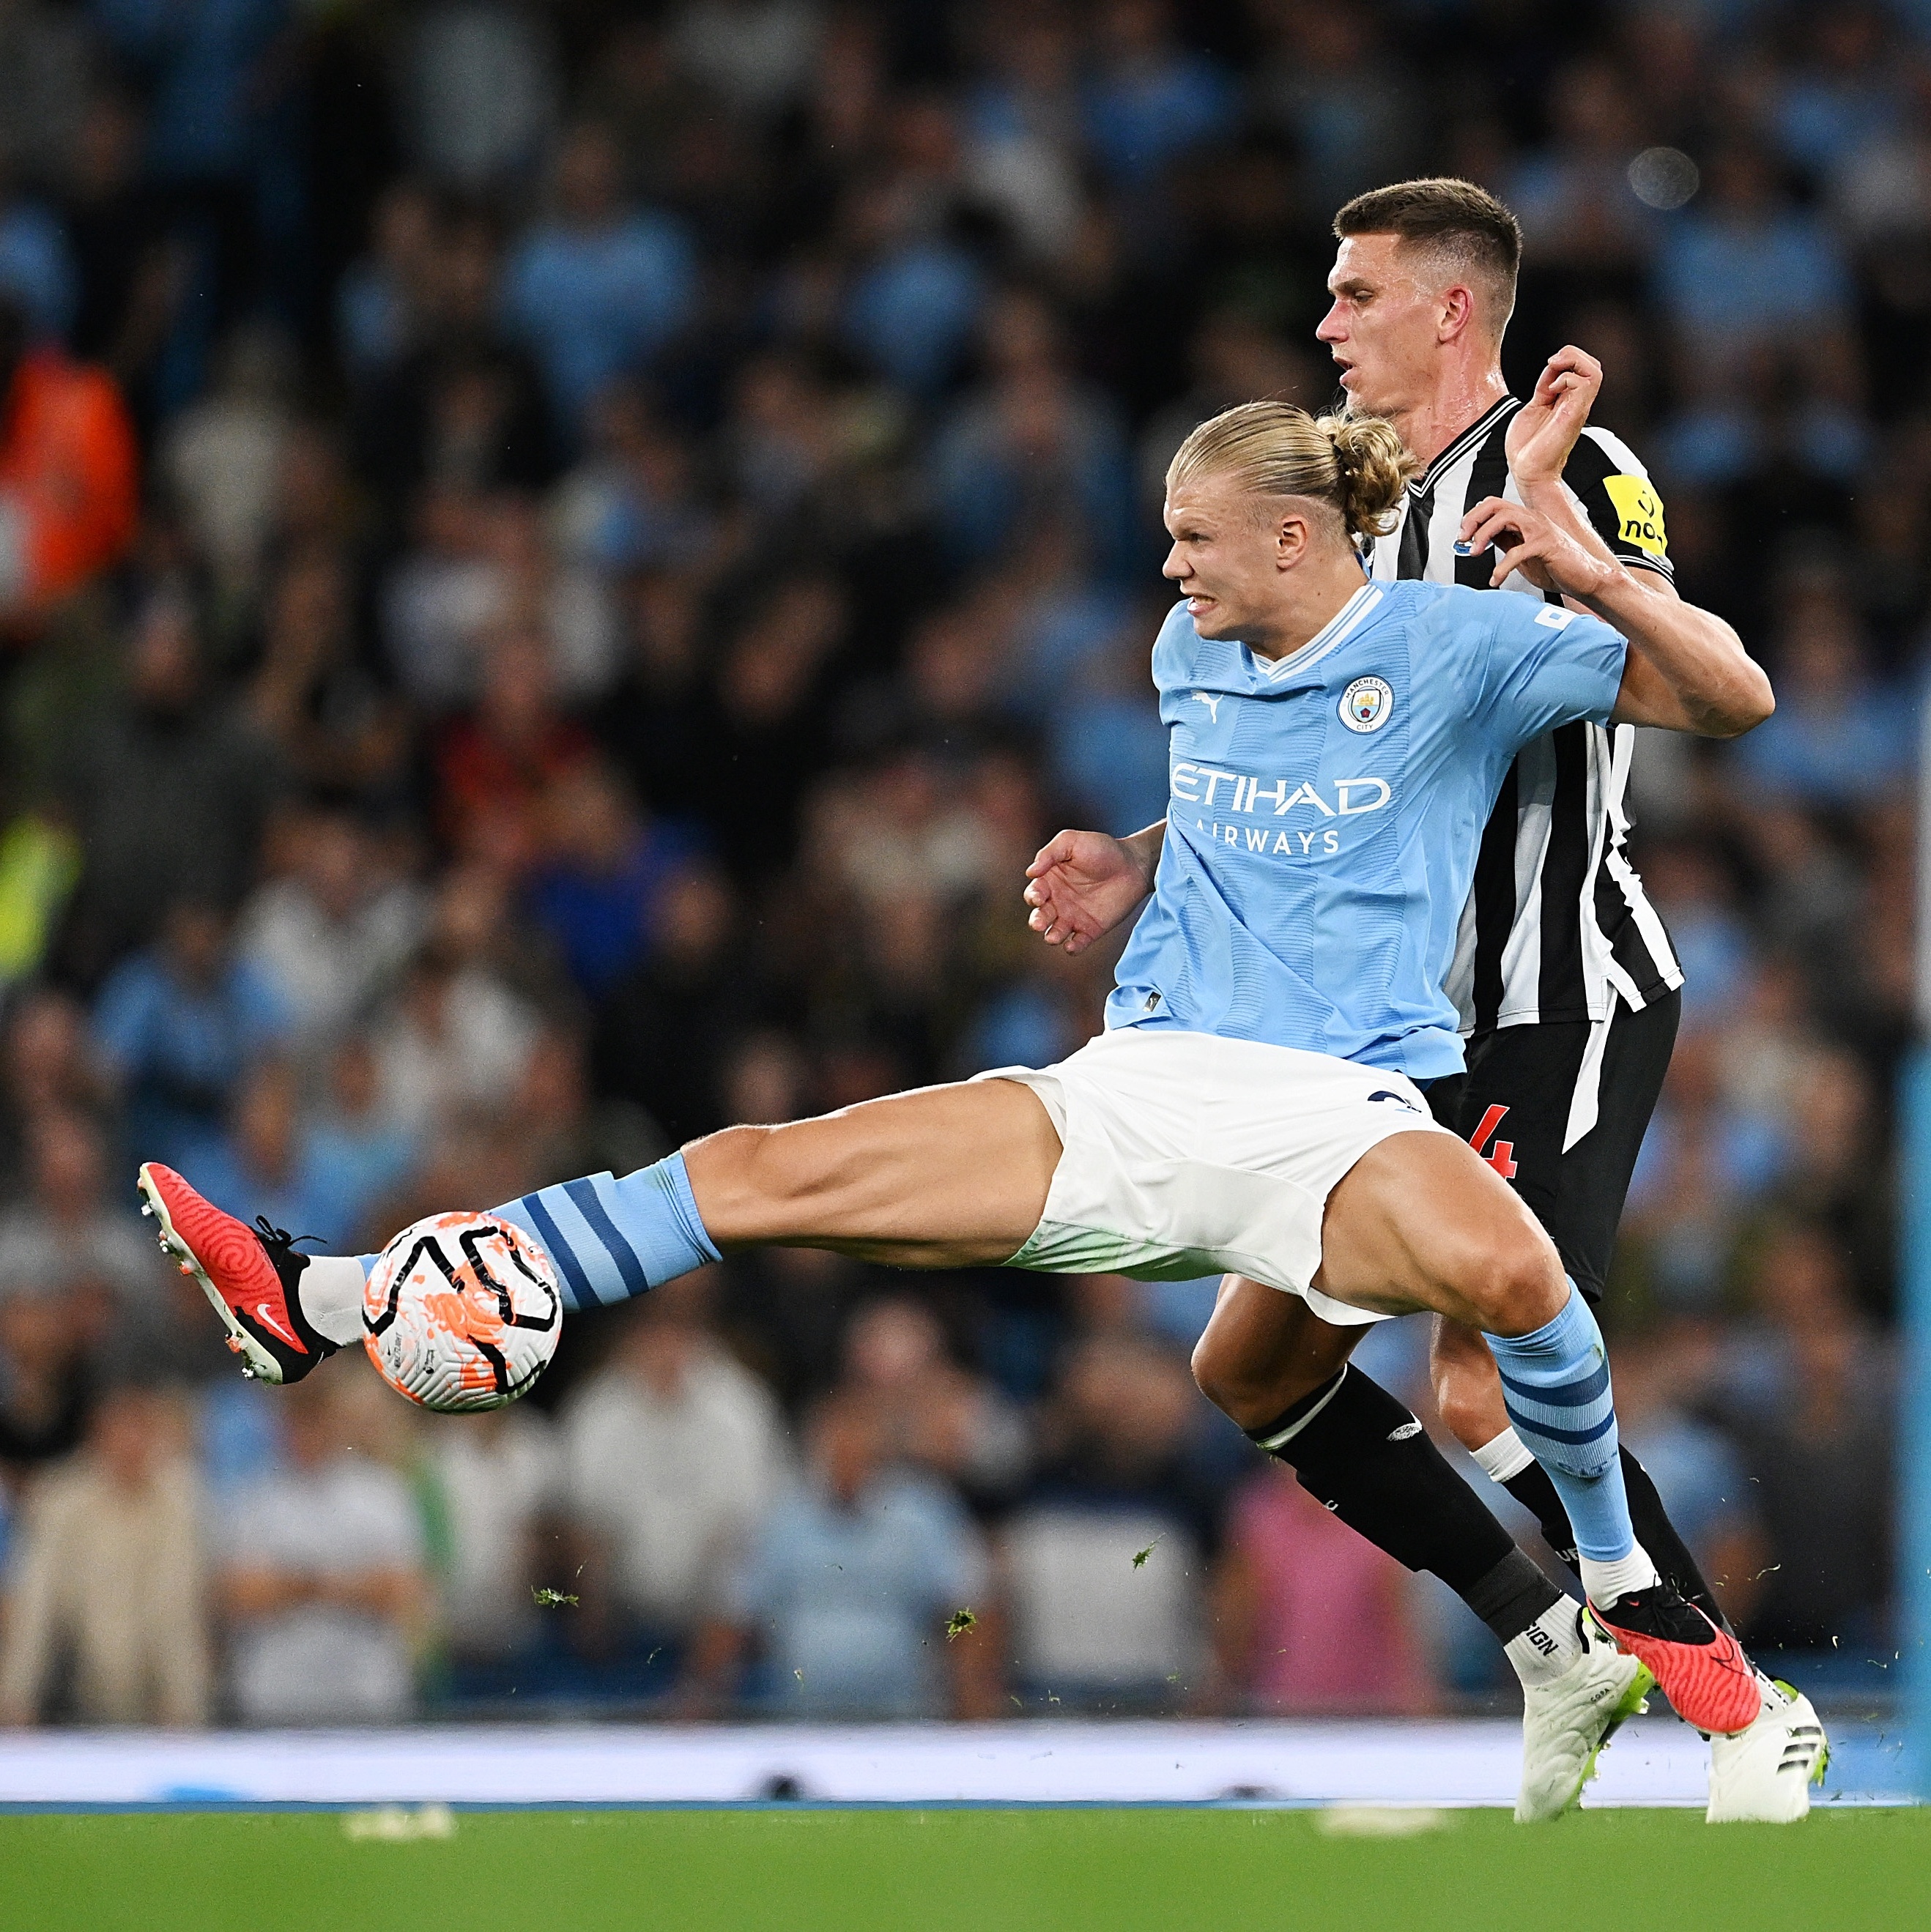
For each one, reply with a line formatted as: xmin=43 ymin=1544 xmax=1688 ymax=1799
xmin=1023 ymin=829 xmax=1156 ymax=955
xmin=1457 ymin=497 xmax=1612 ymax=601
xmin=1505 ymin=346 xmax=1602 ymax=486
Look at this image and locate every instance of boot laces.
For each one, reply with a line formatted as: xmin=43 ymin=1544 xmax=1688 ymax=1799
xmin=253 ymin=1216 xmax=323 ymax=1263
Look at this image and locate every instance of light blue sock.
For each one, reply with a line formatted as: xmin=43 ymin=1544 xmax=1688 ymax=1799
xmin=354 ymin=1153 xmax=721 ymax=1313
xmin=1483 ymin=1281 xmax=1635 ymax=1564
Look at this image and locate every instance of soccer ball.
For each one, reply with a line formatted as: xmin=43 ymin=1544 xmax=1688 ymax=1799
xmin=363 ymin=1211 xmax=562 ymax=1412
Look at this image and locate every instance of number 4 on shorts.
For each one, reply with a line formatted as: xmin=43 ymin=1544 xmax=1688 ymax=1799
xmin=1467 ymin=1104 xmax=1518 ymax=1180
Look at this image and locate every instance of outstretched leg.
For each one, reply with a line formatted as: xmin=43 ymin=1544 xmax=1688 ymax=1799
xmin=138 ymin=1079 xmax=1062 ymax=1373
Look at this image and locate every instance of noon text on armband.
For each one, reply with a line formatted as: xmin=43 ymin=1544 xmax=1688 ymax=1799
xmin=1171 ymin=762 xmax=1391 ymax=859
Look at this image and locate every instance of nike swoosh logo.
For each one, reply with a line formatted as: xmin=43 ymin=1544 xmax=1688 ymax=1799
xmin=253 ymin=1301 xmax=300 ymax=1348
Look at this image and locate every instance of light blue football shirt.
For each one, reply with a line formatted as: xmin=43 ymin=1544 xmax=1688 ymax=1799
xmin=1106 ymin=578 xmax=1628 ymax=1080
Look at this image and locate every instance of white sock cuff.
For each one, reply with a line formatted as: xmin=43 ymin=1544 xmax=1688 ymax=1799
xmin=300 ymin=1254 xmax=370 ymax=1348
xmin=1577 ymin=1545 xmax=1661 ymax=1607
xmin=1504 ymin=1600 xmax=1585 ymax=1689
xmin=1471 ymin=1426 xmax=1537 ymax=1485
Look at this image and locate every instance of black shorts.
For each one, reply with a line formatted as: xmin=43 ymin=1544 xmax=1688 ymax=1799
xmin=1423 ymin=989 xmax=1680 ymax=1301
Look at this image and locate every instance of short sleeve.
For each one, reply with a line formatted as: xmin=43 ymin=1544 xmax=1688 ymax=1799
xmin=1479 ymin=597 xmax=1628 ymax=746
xmin=1560 ymin=427 xmax=1672 ymax=580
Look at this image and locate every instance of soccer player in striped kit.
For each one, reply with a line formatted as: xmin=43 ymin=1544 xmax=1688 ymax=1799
xmin=1341 ymin=178 xmax=1820 ymax=1813
xmin=1179 ymin=179 xmax=1821 ymax=1818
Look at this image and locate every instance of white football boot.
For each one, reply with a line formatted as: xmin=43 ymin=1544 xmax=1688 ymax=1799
xmin=1517 ymin=1610 xmax=1654 ymax=1822
xmin=1706 ymin=1676 xmax=1828 ymax=1823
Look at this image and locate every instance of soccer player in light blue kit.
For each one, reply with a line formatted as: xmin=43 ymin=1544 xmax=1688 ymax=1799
xmin=140 ymin=402 xmax=1761 ymax=1742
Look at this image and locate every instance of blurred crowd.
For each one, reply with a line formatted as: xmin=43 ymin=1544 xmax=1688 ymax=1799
xmin=0 ymin=0 xmax=1916 ymax=1725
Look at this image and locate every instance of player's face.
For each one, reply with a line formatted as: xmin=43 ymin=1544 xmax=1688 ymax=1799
xmin=1318 ymin=234 xmax=1448 ymax=418
xmin=1162 ymin=475 xmax=1289 ymax=641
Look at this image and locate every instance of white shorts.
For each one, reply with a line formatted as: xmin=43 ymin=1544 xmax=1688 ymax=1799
xmin=975 ymin=1028 xmax=1450 ymax=1326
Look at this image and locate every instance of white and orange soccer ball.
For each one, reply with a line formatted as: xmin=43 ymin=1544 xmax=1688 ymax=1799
xmin=363 ymin=1211 xmax=561 ymax=1411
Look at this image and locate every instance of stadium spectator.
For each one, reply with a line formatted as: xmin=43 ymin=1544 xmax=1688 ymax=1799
xmin=302 ymin=1036 xmax=422 ymax=1253
xmin=1719 ymin=1226 xmax=1897 ymax=1654
xmin=933 ymin=289 xmax=1137 ymax=578
xmin=999 ymin=1331 xmax=1224 ymax=1709
xmin=557 ymin=1283 xmax=784 ymax=1677
xmin=1079 ymin=0 xmax=1232 ymax=190
xmin=55 ymin=594 xmax=281 ymax=979
xmin=220 ymin=1369 xmax=429 ymax=1725
xmin=525 ymin=759 xmax=694 ymax=999
xmin=1654 ymin=145 xmax=1856 ymax=370
xmin=352 ymin=209 xmax=555 ymax=520
xmin=1211 ymin=1459 xmax=1436 ymax=1716
xmin=368 ymin=867 xmax=543 ymax=1142
xmin=0 ymin=1284 xmax=93 ymax=1473
xmin=0 ymin=1107 xmax=163 ymax=1312
xmin=837 ymin=1295 xmax=1030 ymax=1507
xmin=1734 ymin=598 xmax=1914 ymax=806
xmin=244 ymin=546 xmax=415 ymax=809
xmin=592 ymin=861 xmax=754 ymax=1148
xmin=422 ymin=1403 xmax=563 ymax=1690
xmin=0 ymin=290 xmax=138 ymax=628
xmin=691 ymin=1387 xmax=996 ymax=1718
xmin=502 ymin=122 xmax=695 ymax=438
xmin=185 ymin=1058 xmax=368 ymax=1252
xmin=159 ymin=323 xmax=297 ymax=610
xmin=431 ymin=625 xmax=597 ymax=863
xmin=0 ymin=1383 xmax=210 ymax=1725
xmin=92 ymin=900 xmax=288 ymax=1178
xmin=237 ymin=805 xmax=426 ymax=1064
xmin=0 ymin=992 xmax=106 ymax=1191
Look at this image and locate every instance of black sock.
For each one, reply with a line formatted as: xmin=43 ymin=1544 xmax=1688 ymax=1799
xmin=1502 ymin=1446 xmax=1732 ymax=1635
xmin=1248 ymin=1367 xmax=1563 ymax=1646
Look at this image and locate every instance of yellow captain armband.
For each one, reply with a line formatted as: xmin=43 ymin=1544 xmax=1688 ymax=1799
xmin=1601 ymin=474 xmax=1669 ymax=560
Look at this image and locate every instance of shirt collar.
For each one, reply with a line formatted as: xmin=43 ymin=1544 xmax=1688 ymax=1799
xmin=1248 ymin=582 xmax=1385 ymax=683
xmin=1409 ymin=394 xmax=1520 ymax=497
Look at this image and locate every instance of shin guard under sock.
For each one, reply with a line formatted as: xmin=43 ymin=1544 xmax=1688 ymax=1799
xmin=1484 ymin=1282 xmax=1635 ymax=1564
xmin=1246 ymin=1365 xmax=1563 ymax=1646
xmin=352 ymin=1154 xmax=722 ymax=1314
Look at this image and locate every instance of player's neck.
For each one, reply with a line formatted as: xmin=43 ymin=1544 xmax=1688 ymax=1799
xmin=1394 ymin=365 xmax=1511 ymax=471
xmin=1248 ymin=553 xmax=1369 ymax=661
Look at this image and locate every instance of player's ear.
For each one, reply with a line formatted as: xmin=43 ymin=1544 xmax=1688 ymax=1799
xmin=1438 ymin=283 xmax=1476 ymax=342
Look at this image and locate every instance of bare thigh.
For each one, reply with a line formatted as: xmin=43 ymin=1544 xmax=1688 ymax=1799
xmin=1191 ymin=1274 xmax=1366 ymax=1432
xmin=681 ymin=1077 xmax=1063 ymax=1269
xmin=1313 ymin=1129 xmax=1567 ymax=1334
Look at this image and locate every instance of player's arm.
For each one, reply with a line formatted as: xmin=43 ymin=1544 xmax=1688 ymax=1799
xmin=1023 ymin=821 xmax=1165 ymax=953
xmin=1460 ymin=496 xmax=1771 ymax=736
xmin=1489 ymin=348 xmax=1771 ymax=736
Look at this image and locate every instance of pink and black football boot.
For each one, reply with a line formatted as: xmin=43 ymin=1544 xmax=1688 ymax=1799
xmin=137 ymin=1162 xmax=338 ymax=1384
xmin=1590 ymin=1586 xmax=1763 ymax=1737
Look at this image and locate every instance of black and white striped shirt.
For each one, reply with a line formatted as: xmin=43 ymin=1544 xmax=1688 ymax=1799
xmin=1365 ymin=395 xmax=1683 ymax=1033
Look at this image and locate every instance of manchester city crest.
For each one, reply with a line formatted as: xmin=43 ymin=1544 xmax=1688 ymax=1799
xmin=1338 ymin=676 xmax=1394 ymax=733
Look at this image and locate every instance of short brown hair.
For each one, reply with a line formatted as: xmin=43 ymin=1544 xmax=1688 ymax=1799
xmin=1333 ymin=178 xmax=1522 ymax=327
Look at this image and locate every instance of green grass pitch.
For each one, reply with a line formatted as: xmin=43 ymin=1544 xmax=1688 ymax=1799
xmin=2 ymin=1806 xmax=1922 ymax=1932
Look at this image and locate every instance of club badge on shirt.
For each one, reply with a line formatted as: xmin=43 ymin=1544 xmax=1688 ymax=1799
xmin=1338 ymin=676 xmax=1394 ymax=733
